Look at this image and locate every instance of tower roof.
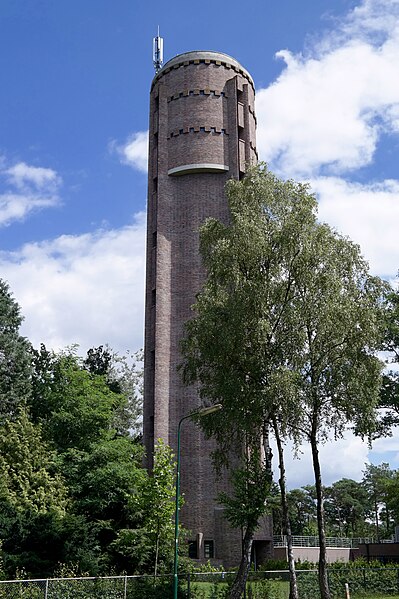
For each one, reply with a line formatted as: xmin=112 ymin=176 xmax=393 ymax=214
xmin=152 ymin=50 xmax=254 ymax=88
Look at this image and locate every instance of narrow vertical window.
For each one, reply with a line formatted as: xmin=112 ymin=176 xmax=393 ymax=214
xmin=204 ymin=540 xmax=214 ymax=559
xmin=188 ymin=540 xmax=198 ymax=559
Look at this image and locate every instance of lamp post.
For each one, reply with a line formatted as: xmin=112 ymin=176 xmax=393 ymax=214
xmin=173 ymin=403 xmax=223 ymax=599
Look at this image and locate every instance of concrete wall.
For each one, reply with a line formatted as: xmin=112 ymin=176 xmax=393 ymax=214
xmin=274 ymin=547 xmax=351 ymax=563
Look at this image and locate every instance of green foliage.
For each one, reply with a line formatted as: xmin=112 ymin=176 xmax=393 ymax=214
xmin=112 ymin=439 xmax=177 ymax=575
xmin=0 ymin=279 xmax=32 ymax=422
xmin=84 ymin=345 xmax=144 ymax=436
xmin=0 ymin=409 xmax=68 ymax=576
xmin=286 ymin=487 xmax=317 ymax=536
xmin=25 ymin=345 xmax=147 ymax=574
xmin=0 ymin=281 xmax=181 ymax=578
xmin=324 ymin=479 xmax=370 ymax=537
xmin=125 ymin=576 xmax=180 ymax=599
xmin=247 ymin=578 xmax=284 ymax=599
xmin=182 ymin=162 xmax=385 ymax=462
xmin=189 ymin=575 xmax=287 ymax=599
xmin=31 ymin=350 xmax=125 ymax=453
xmin=182 ymin=164 xmax=387 ymax=599
xmin=219 ymin=446 xmax=272 ymax=532
xmin=385 ymin=471 xmax=399 ymax=525
xmin=297 ymin=563 xmax=399 ymax=599
xmin=363 ymin=463 xmax=395 ymax=539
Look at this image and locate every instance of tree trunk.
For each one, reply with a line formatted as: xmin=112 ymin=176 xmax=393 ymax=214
xmin=374 ymin=498 xmax=380 ymax=542
xmin=229 ymin=526 xmax=254 ymax=599
xmin=310 ymin=433 xmax=331 ymax=599
xmin=385 ymin=502 xmax=390 ymax=537
xmin=154 ymin=526 xmax=160 ymax=578
xmin=272 ymin=417 xmax=298 ymax=599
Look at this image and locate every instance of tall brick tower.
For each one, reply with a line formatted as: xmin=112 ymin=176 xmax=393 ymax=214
xmin=143 ymin=50 xmax=272 ymax=566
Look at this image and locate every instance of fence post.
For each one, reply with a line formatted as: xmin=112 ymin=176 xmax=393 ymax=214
xmin=124 ymin=575 xmax=127 ymax=599
xmin=186 ymin=572 xmax=190 ymax=599
xmin=44 ymin=579 xmax=49 ymax=599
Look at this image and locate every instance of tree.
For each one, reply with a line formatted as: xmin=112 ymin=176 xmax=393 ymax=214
xmin=30 ymin=348 xmax=128 ymax=452
xmin=379 ymin=285 xmax=399 ymax=432
xmin=221 ymin=444 xmax=273 ymax=599
xmin=385 ymin=469 xmax=399 ymax=526
xmin=0 ymin=409 xmax=68 ymax=576
xmin=286 ymin=223 xmax=385 ymax=599
xmin=137 ymin=439 xmax=176 ymax=576
xmin=0 ymin=279 xmax=32 ymax=422
xmin=362 ymin=463 xmax=394 ymax=540
xmin=84 ymin=345 xmax=144 ymax=437
xmin=286 ymin=487 xmax=317 ymax=536
xmin=29 ymin=347 xmax=146 ymax=574
xmin=182 ymin=165 xmax=316 ymax=599
xmin=324 ymin=479 xmax=369 ymax=537
xmin=111 ymin=440 xmax=178 ymax=576
xmin=182 ymin=165 xmax=386 ymax=599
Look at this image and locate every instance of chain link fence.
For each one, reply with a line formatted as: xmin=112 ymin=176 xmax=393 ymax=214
xmin=0 ymin=568 xmax=398 ymax=598
xmin=0 ymin=575 xmax=161 ymax=599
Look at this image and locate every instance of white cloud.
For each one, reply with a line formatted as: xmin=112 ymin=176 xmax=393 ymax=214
xmin=111 ymin=131 xmax=149 ymax=173
xmin=253 ymin=0 xmax=399 ymax=282
xmin=271 ymin=434 xmax=371 ymax=489
xmin=0 ymin=213 xmax=146 ymax=354
xmin=342 ymin=0 xmax=399 ymax=41
xmin=0 ymin=193 xmax=58 ymax=227
xmin=371 ymin=431 xmax=399 ymax=454
xmin=0 ymin=161 xmax=61 ymax=226
xmin=256 ymin=0 xmax=399 ymax=178
xmin=5 ymin=162 xmax=60 ymax=191
xmin=313 ymin=176 xmax=399 ymax=277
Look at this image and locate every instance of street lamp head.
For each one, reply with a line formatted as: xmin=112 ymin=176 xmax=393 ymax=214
xmin=197 ymin=403 xmax=223 ymax=417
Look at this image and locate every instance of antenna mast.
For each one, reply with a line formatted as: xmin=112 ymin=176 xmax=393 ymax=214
xmin=153 ymin=27 xmax=164 ymax=73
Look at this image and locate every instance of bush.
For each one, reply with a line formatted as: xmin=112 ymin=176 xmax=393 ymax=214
xmin=297 ymin=563 xmax=399 ymax=599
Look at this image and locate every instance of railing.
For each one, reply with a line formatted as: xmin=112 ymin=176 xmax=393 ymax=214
xmin=273 ymin=535 xmax=374 ymax=548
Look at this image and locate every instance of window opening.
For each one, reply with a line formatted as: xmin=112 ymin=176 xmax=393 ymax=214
xmin=188 ymin=541 xmax=198 ymax=559
xmin=204 ymin=540 xmax=214 ymax=559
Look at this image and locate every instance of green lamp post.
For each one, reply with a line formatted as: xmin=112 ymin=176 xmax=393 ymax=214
xmin=172 ymin=403 xmax=223 ymax=599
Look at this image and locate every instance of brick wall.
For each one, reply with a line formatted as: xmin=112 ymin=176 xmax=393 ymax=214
xmin=143 ymin=51 xmax=271 ymax=567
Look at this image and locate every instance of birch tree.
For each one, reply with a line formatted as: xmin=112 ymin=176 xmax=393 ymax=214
xmin=182 ymin=165 xmax=386 ymax=599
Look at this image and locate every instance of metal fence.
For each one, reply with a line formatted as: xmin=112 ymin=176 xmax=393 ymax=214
xmin=0 ymin=575 xmax=136 ymax=599
xmin=273 ymin=535 xmax=374 ymax=548
xmin=0 ymin=568 xmax=398 ymax=598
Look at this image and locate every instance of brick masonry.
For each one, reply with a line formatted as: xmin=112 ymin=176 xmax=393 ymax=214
xmin=143 ymin=51 xmax=272 ymax=567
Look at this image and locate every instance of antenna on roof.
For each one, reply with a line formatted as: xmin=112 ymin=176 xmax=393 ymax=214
xmin=153 ymin=27 xmax=163 ymax=73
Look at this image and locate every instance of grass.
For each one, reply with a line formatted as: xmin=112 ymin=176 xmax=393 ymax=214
xmin=186 ymin=578 xmax=289 ymax=598
xmin=186 ymin=581 xmax=399 ymax=599
xmin=353 ymin=596 xmax=399 ymax=599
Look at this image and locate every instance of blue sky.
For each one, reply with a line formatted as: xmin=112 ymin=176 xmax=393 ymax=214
xmin=1 ymin=0 xmax=399 ymax=487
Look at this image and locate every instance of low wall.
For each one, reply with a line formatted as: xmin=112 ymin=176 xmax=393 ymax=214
xmin=274 ymin=546 xmax=351 ymax=563
xmin=357 ymin=543 xmax=399 ymax=563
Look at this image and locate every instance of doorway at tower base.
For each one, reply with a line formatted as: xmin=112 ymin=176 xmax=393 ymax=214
xmin=186 ymin=508 xmax=273 ymax=569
